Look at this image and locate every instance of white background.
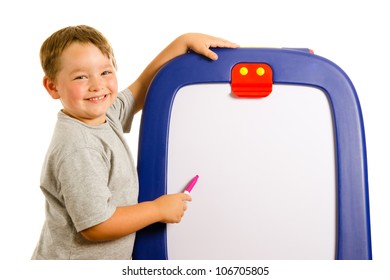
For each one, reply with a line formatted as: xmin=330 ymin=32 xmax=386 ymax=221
xmin=1 ymin=0 xmax=389 ymax=278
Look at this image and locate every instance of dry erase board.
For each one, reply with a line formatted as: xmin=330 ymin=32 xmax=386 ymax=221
xmin=133 ymin=48 xmax=372 ymax=260
xmin=166 ymin=84 xmax=336 ymax=259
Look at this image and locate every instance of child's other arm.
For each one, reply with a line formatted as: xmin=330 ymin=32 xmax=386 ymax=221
xmin=128 ymin=33 xmax=239 ymax=113
xmin=80 ymin=193 xmax=191 ymax=241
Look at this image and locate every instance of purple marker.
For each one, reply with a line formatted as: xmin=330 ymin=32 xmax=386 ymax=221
xmin=184 ymin=175 xmax=199 ymax=194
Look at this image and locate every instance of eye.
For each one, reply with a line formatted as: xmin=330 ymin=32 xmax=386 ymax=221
xmin=74 ymin=75 xmax=87 ymax=80
xmin=102 ymin=70 xmax=112 ymax=76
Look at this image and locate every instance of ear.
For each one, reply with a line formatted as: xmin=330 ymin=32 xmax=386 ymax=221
xmin=43 ymin=76 xmax=60 ymax=99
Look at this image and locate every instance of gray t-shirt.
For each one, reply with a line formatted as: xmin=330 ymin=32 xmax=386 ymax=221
xmin=32 ymin=89 xmax=139 ymax=259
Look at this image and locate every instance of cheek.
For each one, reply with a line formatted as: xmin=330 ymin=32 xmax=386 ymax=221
xmin=67 ymin=84 xmax=86 ymax=100
xmin=58 ymin=83 xmax=86 ymax=104
xmin=108 ymin=78 xmax=118 ymax=93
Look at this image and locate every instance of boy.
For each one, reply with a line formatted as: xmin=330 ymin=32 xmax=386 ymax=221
xmin=32 ymin=25 xmax=238 ymax=259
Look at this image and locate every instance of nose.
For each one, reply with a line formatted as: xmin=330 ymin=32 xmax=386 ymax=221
xmin=88 ymin=75 xmax=103 ymax=92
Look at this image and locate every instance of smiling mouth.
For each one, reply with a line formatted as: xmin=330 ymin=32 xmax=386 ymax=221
xmin=87 ymin=94 xmax=109 ymax=101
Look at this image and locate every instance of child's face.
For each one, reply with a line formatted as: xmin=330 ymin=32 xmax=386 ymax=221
xmin=49 ymin=42 xmax=118 ymax=125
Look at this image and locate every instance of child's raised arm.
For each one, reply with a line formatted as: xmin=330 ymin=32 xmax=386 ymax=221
xmin=129 ymin=33 xmax=239 ymax=113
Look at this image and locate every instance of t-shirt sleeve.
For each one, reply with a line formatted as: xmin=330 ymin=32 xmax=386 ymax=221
xmin=110 ymin=88 xmax=136 ymax=133
xmin=57 ymin=148 xmax=116 ymax=232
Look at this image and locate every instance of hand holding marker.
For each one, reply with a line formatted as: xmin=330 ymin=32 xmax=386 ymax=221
xmin=184 ymin=175 xmax=199 ymax=194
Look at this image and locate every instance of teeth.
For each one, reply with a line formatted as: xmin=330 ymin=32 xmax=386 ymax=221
xmin=89 ymin=95 xmax=106 ymax=101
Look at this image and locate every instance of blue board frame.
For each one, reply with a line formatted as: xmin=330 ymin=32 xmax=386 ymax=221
xmin=133 ymin=48 xmax=372 ymax=260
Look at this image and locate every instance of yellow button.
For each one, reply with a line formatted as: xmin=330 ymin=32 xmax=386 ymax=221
xmin=240 ymin=67 xmax=248 ymax=76
xmin=257 ymin=67 xmax=265 ymax=76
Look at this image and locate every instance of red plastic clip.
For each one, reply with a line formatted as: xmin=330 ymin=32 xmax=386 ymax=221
xmin=231 ymin=63 xmax=273 ymax=98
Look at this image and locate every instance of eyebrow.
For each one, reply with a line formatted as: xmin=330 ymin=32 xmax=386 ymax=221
xmin=69 ymin=63 xmax=114 ymax=75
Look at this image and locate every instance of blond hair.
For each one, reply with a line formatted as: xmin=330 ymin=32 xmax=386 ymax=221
xmin=40 ymin=25 xmax=117 ymax=80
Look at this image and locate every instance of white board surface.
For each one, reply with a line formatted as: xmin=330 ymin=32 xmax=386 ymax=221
xmin=166 ymin=84 xmax=336 ymax=259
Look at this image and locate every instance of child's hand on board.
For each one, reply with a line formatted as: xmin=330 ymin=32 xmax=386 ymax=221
xmin=153 ymin=193 xmax=192 ymax=223
xmin=182 ymin=32 xmax=239 ymax=60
